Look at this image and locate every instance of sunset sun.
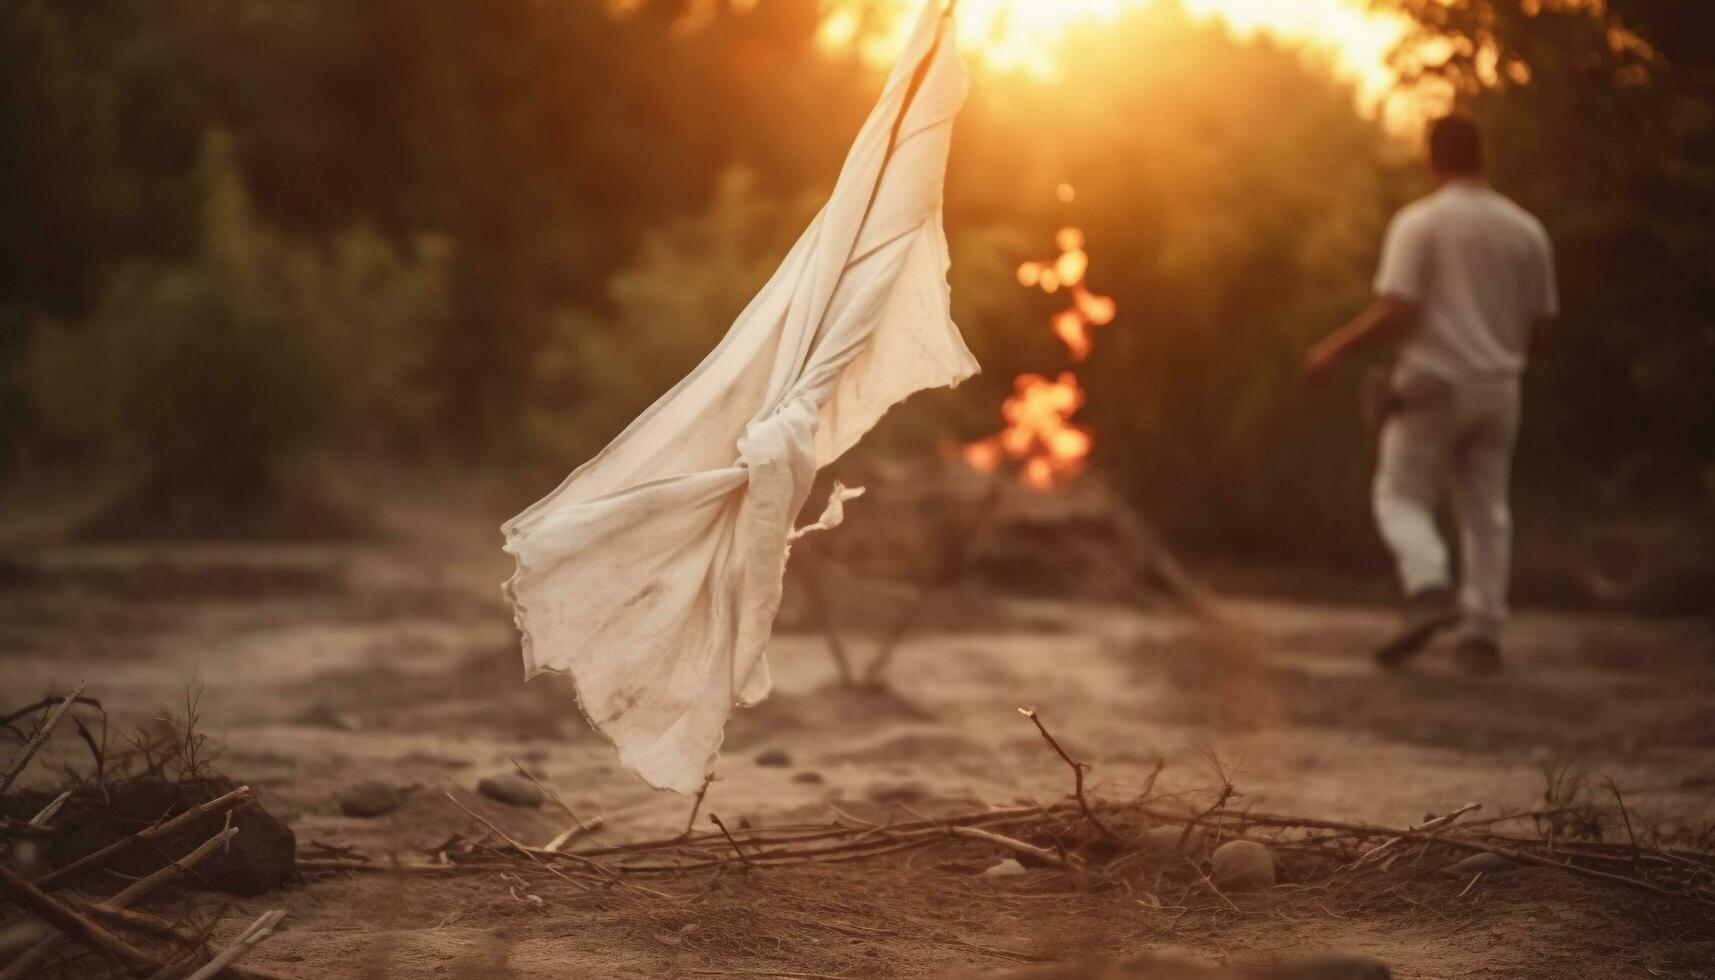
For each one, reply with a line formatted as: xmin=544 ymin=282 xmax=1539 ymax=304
xmin=817 ymin=0 xmax=1415 ymax=115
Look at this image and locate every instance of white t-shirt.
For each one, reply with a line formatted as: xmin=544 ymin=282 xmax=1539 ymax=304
xmin=1374 ymin=182 xmax=1558 ymax=383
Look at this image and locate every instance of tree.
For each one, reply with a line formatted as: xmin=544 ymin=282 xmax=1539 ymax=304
xmin=26 ymin=134 xmax=448 ymax=537
xmin=1378 ymin=0 xmax=1715 ymax=497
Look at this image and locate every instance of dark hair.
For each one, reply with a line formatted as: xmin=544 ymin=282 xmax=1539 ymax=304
xmin=1428 ymin=115 xmax=1484 ymax=175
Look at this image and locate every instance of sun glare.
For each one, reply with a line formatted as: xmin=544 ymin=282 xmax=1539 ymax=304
xmin=817 ymin=0 xmax=1416 ymax=122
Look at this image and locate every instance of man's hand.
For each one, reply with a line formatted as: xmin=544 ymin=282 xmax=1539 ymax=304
xmin=1301 ymin=341 xmax=1342 ymax=386
xmin=1302 ymin=296 xmax=1419 ymax=388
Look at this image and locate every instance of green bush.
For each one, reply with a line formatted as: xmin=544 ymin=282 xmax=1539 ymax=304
xmin=25 ymin=132 xmax=448 ymax=523
xmin=525 ymin=169 xmax=821 ymax=462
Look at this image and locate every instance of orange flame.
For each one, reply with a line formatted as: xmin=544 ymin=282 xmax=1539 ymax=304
xmin=962 ymin=373 xmax=1092 ymax=491
xmin=968 ymin=188 xmax=1117 ymax=492
xmin=1015 ymin=226 xmax=1114 ymax=360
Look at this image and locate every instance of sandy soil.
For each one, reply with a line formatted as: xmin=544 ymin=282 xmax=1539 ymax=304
xmin=3 ymin=494 xmax=1712 ymax=979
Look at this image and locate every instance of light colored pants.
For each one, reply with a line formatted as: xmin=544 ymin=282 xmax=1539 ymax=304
xmin=1373 ymin=367 xmax=1521 ymax=641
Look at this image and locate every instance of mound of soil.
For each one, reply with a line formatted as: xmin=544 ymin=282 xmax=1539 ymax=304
xmin=6 ymin=775 xmax=296 ymax=896
xmin=809 ymin=459 xmax=1193 ymax=608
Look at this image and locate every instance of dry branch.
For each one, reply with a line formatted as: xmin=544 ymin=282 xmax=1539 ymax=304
xmin=1354 ymin=802 xmax=1480 ymax=865
xmin=1167 ymin=806 xmax=1714 ymax=906
xmin=181 ymin=910 xmax=286 ymax=980
xmin=444 ymin=790 xmax=587 ymax=888
xmin=2 ymin=827 xmax=241 ymax=979
xmin=0 ymin=682 xmax=87 ymax=795
xmin=0 ymin=863 xmax=161 ymax=973
xmin=29 ymin=788 xmax=75 ymax=827
xmin=543 ymin=817 xmax=605 ymax=852
xmin=1018 ymin=706 xmax=1122 ymax=842
xmin=510 ymin=758 xmax=597 ymax=834
xmin=282 ymin=714 xmax=1714 ymax=916
xmin=950 ymin=825 xmax=1080 ymax=872
xmin=32 ymin=785 xmax=254 ymax=892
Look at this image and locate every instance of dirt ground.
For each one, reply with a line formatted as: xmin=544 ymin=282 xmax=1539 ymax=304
xmin=2 ymin=487 xmax=1713 ymax=979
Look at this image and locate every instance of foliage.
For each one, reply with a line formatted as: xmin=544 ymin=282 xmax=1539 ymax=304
xmin=1379 ymin=0 xmax=1715 ymax=495
xmin=525 ymin=170 xmax=822 ymax=461
xmin=25 ymin=134 xmax=447 ymax=509
xmin=2 ymin=0 xmax=1709 ymax=550
xmin=941 ymin=8 xmax=1411 ymax=553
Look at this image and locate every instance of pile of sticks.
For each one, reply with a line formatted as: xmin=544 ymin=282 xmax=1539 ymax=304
xmin=0 ymin=684 xmax=291 ymax=980
xmin=300 ymin=710 xmax=1715 ymax=913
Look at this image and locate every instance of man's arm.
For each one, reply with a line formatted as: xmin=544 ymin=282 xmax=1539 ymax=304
xmin=1301 ymin=295 xmax=1419 ymax=385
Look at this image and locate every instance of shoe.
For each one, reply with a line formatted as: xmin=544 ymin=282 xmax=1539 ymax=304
xmin=1455 ymin=635 xmax=1502 ymax=674
xmin=1374 ymin=586 xmax=1458 ymax=668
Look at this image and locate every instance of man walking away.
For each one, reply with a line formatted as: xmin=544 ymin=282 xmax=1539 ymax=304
xmin=1302 ymin=115 xmax=1558 ymax=673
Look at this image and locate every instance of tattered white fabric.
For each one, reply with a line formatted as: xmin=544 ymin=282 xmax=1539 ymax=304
xmin=501 ymin=0 xmax=975 ymax=794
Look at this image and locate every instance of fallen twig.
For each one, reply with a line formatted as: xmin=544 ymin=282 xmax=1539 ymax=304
xmin=32 ymin=785 xmax=254 ymax=892
xmin=0 ymin=862 xmax=161 ymax=973
xmin=296 ymin=858 xmax=510 ymax=874
xmin=2 ymin=826 xmax=240 ymax=979
xmin=182 ymin=910 xmax=287 ymax=980
xmin=1167 ymin=806 xmax=1714 ymax=906
xmin=443 ymin=790 xmax=590 ymax=890
xmin=28 ymin=788 xmax=75 ymax=828
xmin=709 ymin=814 xmax=756 ymax=870
xmin=1018 ymin=706 xmax=1123 ymax=843
xmin=1355 ymin=802 xmax=1480 ymax=865
xmin=0 ymin=682 xmax=87 ymax=795
xmin=950 ymin=825 xmax=1080 ymax=872
xmin=510 ymin=758 xmax=597 ymax=835
xmin=543 ymin=816 xmax=605 ymax=852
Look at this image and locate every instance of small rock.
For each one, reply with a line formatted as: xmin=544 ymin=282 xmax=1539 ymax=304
xmin=1210 ymin=839 xmax=1275 ymax=890
xmin=298 ymin=701 xmax=362 ymax=732
xmin=981 ymin=858 xmax=1027 ymax=878
xmin=791 ymin=771 xmax=825 ymax=785
xmin=477 ymin=773 xmax=543 ymax=808
xmin=755 ymin=749 xmax=792 ymax=768
xmin=205 ymin=801 xmax=296 ymax=896
xmin=338 ymin=781 xmax=403 ymax=818
xmin=865 ymin=781 xmax=930 ymax=805
xmin=1448 ymin=852 xmax=1517 ymax=875
xmin=1143 ymin=825 xmax=1205 ymax=855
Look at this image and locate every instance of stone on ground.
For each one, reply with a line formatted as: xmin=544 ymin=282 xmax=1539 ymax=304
xmin=477 ymin=773 xmax=544 ymax=807
xmin=754 ymin=748 xmax=792 ymax=767
xmin=1210 ymin=839 xmax=1275 ymax=890
xmin=338 ymin=781 xmax=404 ymax=818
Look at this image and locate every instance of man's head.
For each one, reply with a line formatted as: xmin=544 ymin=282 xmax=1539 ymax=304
xmin=1428 ymin=114 xmax=1485 ymax=180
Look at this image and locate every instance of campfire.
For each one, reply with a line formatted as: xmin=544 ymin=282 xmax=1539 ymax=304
xmin=963 ymin=193 xmax=1116 ymax=492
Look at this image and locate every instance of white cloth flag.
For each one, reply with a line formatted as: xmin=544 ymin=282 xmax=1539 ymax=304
xmin=501 ymin=0 xmax=975 ymax=794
